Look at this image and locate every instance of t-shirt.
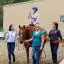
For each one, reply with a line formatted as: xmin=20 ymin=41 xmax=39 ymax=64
xmin=49 ymin=29 xmax=62 ymax=43
xmin=28 ymin=11 xmax=40 ymax=25
xmin=6 ymin=31 xmax=17 ymax=43
xmin=32 ymin=30 xmax=45 ymax=47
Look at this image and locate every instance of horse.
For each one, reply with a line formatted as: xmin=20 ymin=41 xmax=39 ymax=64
xmin=19 ymin=24 xmax=35 ymax=63
xmin=18 ymin=24 xmax=48 ymax=63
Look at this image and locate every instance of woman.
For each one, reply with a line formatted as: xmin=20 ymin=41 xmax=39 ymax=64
xmin=28 ymin=6 xmax=40 ymax=25
xmin=25 ymin=25 xmax=45 ymax=64
xmin=6 ymin=24 xmax=17 ymax=64
xmin=49 ymin=22 xmax=62 ymax=64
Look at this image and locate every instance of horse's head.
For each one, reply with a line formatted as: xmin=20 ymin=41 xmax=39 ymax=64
xmin=18 ymin=25 xmax=35 ymax=40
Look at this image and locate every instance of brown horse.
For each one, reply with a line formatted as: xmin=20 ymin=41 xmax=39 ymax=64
xmin=19 ymin=24 xmax=35 ymax=63
xmin=19 ymin=24 xmax=48 ymax=63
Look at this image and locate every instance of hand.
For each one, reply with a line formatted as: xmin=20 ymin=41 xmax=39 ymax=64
xmin=40 ymin=46 xmax=43 ymax=51
xmin=24 ymin=40 xmax=28 ymax=42
xmin=40 ymin=46 xmax=42 ymax=51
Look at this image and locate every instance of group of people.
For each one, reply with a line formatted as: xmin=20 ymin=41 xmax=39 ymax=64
xmin=5 ymin=6 xmax=63 ymax=64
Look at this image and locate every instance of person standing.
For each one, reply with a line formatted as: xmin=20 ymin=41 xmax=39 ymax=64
xmin=6 ymin=24 xmax=18 ymax=64
xmin=25 ymin=25 xmax=46 ymax=64
xmin=49 ymin=22 xmax=62 ymax=64
xmin=28 ymin=6 xmax=40 ymax=25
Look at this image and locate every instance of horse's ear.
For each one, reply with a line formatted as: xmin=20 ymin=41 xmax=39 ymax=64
xmin=23 ymin=25 xmax=26 ymax=28
xmin=19 ymin=25 xmax=21 ymax=28
xmin=19 ymin=25 xmax=23 ymax=30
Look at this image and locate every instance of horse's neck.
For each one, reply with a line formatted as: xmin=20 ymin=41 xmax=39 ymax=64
xmin=21 ymin=26 xmax=34 ymax=39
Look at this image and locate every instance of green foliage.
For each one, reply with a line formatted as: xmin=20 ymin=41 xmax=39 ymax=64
xmin=0 ymin=6 xmax=3 ymax=31
xmin=0 ymin=0 xmax=32 ymax=5
xmin=13 ymin=0 xmax=32 ymax=3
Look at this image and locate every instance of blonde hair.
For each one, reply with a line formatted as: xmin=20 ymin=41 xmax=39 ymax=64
xmin=35 ymin=23 xmax=40 ymax=27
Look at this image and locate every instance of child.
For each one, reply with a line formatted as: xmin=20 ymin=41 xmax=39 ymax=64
xmin=25 ymin=25 xmax=45 ymax=64
xmin=6 ymin=24 xmax=18 ymax=64
xmin=28 ymin=6 xmax=40 ymax=25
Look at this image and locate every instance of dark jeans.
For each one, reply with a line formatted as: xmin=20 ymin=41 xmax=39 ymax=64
xmin=32 ymin=47 xmax=40 ymax=64
xmin=7 ymin=43 xmax=15 ymax=62
xmin=50 ymin=43 xmax=59 ymax=63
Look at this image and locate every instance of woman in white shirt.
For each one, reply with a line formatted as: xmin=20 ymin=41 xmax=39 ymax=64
xmin=28 ymin=6 xmax=40 ymax=25
xmin=6 ymin=24 xmax=17 ymax=64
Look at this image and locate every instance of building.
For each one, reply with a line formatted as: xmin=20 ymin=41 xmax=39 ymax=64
xmin=3 ymin=0 xmax=64 ymax=35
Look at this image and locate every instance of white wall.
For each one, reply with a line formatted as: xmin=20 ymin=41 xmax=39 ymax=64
xmin=3 ymin=0 xmax=64 ymax=34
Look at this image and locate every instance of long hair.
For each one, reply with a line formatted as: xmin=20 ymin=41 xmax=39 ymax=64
xmin=54 ymin=22 xmax=58 ymax=30
xmin=9 ymin=24 xmax=13 ymax=31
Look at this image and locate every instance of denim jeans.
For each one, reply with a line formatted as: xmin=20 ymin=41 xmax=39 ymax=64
xmin=7 ymin=43 xmax=15 ymax=62
xmin=50 ymin=44 xmax=59 ymax=63
xmin=32 ymin=47 xmax=40 ymax=64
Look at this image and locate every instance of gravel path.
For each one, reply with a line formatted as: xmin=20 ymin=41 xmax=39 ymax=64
xmin=0 ymin=40 xmax=64 ymax=64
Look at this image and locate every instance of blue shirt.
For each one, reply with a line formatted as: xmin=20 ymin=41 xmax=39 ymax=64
xmin=32 ymin=30 xmax=45 ymax=47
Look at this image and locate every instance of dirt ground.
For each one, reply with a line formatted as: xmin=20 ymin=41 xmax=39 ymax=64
xmin=0 ymin=40 xmax=64 ymax=64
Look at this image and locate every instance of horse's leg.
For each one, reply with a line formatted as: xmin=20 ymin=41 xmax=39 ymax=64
xmin=24 ymin=44 xmax=29 ymax=63
xmin=26 ymin=46 xmax=29 ymax=63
